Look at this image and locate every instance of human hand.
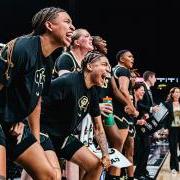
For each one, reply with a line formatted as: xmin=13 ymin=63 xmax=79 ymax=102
xmin=9 ymin=122 xmax=24 ymax=137
xmin=136 ymin=119 xmax=146 ymax=125
xmin=144 ymin=113 xmax=149 ymax=119
xmin=124 ymin=105 xmax=139 ymax=117
xmin=100 ymin=154 xmax=111 ymax=170
xmin=152 ymin=105 xmax=160 ymax=113
xmin=99 ymin=103 xmax=113 ymax=117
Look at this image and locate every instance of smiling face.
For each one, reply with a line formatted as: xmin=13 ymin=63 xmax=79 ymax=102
xmin=88 ymin=56 xmax=110 ymax=87
xmin=48 ymin=12 xmax=75 ymax=47
xmin=134 ymin=85 xmax=145 ymax=101
xmin=172 ymin=88 xmax=180 ymax=101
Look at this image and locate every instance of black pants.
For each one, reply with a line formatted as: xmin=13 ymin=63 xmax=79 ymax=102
xmin=134 ymin=133 xmax=150 ymax=177
xmin=169 ymin=127 xmax=180 ymax=171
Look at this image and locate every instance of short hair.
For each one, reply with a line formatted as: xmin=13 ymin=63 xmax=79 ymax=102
xmin=32 ymin=7 xmax=66 ymax=35
xmin=143 ymin=71 xmax=156 ymax=81
xmin=81 ymin=51 xmax=105 ymax=70
xmin=133 ymin=82 xmax=144 ymax=91
xmin=116 ymin=49 xmax=130 ymax=63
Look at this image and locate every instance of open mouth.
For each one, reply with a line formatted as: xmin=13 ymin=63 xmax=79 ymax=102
xmin=101 ymin=73 xmax=107 ymax=80
xmin=101 ymin=73 xmax=110 ymax=83
xmin=66 ymin=32 xmax=73 ymax=43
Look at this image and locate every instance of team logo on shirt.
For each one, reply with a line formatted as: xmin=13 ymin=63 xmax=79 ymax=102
xmin=78 ymin=96 xmax=89 ymax=112
xmin=35 ymin=68 xmax=46 ymax=96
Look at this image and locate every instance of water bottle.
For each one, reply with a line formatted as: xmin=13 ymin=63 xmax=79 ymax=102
xmin=102 ymin=96 xmax=115 ymax=126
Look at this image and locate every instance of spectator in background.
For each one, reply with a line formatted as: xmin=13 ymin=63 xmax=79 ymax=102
xmin=134 ymin=71 xmax=159 ymax=180
xmin=164 ymin=87 xmax=180 ymax=174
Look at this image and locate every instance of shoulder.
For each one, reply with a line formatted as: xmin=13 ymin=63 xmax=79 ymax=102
xmin=14 ymin=35 xmax=39 ymax=54
xmin=52 ymin=72 xmax=79 ymax=87
xmin=57 ymin=52 xmax=73 ymax=62
xmin=55 ymin=52 xmax=75 ymax=70
xmin=12 ymin=35 xmax=39 ymax=61
xmin=113 ymin=65 xmax=130 ymax=78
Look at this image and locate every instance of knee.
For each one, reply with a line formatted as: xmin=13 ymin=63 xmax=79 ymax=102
xmin=86 ymin=158 xmax=102 ymax=173
xmin=55 ymin=168 xmax=61 ymax=180
xmin=43 ymin=169 xmax=57 ymax=180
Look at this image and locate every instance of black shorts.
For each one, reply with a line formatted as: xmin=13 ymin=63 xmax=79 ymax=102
xmin=114 ymin=115 xmax=129 ymax=129
xmin=0 ymin=121 xmax=37 ymax=160
xmin=40 ymin=131 xmax=84 ymax=161
xmin=0 ymin=124 xmax=6 ymax=146
xmin=40 ymin=132 xmax=55 ymax=151
xmin=128 ymin=124 xmax=136 ymax=138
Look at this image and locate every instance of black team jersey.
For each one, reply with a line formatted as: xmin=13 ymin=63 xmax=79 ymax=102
xmin=55 ymin=51 xmax=81 ymax=73
xmin=0 ymin=36 xmax=53 ymax=123
xmin=41 ymin=72 xmax=100 ymax=138
xmin=112 ymin=65 xmax=131 ymax=119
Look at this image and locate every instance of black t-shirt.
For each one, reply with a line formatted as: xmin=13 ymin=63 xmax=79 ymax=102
xmin=55 ymin=51 xmax=81 ymax=73
xmin=41 ymin=72 xmax=100 ymax=137
xmin=112 ymin=65 xmax=131 ymax=118
xmin=0 ymin=35 xmax=53 ymax=123
xmin=96 ymin=77 xmax=112 ymax=103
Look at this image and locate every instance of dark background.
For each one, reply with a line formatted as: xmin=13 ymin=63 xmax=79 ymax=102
xmin=0 ymin=0 xmax=179 ymax=78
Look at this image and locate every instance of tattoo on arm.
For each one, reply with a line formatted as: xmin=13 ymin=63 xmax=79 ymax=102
xmin=93 ymin=116 xmax=109 ymax=156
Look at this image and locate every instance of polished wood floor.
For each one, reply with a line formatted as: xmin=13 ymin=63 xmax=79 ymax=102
xmin=157 ymin=153 xmax=180 ymax=180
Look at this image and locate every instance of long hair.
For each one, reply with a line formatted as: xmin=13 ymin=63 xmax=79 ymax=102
xmin=166 ymin=87 xmax=180 ymax=102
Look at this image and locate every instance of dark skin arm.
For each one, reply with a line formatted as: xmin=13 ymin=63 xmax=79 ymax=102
xmin=111 ymin=76 xmax=138 ymax=116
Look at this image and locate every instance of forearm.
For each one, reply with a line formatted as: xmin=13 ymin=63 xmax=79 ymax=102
xmin=111 ymin=77 xmax=127 ymax=106
xmin=93 ymin=116 xmax=109 ymax=156
xmin=111 ymin=77 xmax=135 ymax=110
xmin=28 ymin=97 xmax=41 ymax=142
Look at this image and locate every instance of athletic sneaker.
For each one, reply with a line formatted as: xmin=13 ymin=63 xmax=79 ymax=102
xmin=171 ymin=169 xmax=177 ymax=174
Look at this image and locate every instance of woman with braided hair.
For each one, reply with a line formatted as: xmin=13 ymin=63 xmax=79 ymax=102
xmin=0 ymin=7 xmax=74 ymax=179
xmin=52 ymin=28 xmax=94 ymax=180
xmin=37 ymin=51 xmax=111 ymax=180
